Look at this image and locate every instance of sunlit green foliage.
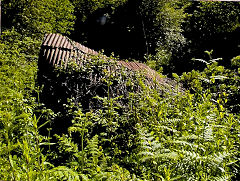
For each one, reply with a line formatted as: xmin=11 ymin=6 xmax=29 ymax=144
xmin=2 ymin=0 xmax=75 ymax=37
xmin=1 ymin=1 xmax=240 ymax=180
xmin=0 ymin=29 xmax=47 ymax=180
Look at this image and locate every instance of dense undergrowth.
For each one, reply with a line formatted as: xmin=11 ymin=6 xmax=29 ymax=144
xmin=1 ymin=28 xmax=240 ymax=180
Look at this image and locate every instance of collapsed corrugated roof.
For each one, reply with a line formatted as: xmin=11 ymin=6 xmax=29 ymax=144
xmin=39 ymin=33 xmax=178 ymax=90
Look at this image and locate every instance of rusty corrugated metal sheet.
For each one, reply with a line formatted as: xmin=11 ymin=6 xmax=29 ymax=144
xmin=40 ymin=33 xmax=99 ymax=68
xmin=39 ymin=33 xmax=176 ymax=88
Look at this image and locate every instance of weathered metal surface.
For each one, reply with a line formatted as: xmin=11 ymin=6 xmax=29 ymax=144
xmin=40 ymin=33 xmax=99 ymax=68
xmin=39 ymin=33 xmax=178 ymax=90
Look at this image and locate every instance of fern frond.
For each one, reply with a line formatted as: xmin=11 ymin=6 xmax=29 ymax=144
xmin=210 ymin=151 xmax=232 ymax=165
xmin=154 ymin=152 xmax=179 ymax=161
xmin=168 ymin=140 xmax=195 ymax=149
xmin=209 ymin=58 xmax=223 ymax=63
xmin=192 ymin=58 xmax=209 ymax=65
xmin=49 ymin=166 xmax=80 ymax=180
xmin=203 ymin=125 xmax=213 ymax=141
xmin=179 ymin=134 xmax=198 ymax=141
xmin=138 ymin=151 xmax=154 ymax=157
xmin=141 ymin=145 xmax=153 ymax=151
xmin=86 ymin=135 xmax=99 ymax=158
xmin=199 ymin=77 xmax=211 ymax=83
xmin=210 ymin=75 xmax=228 ymax=80
xmin=158 ymin=125 xmax=177 ymax=133
xmin=151 ymin=140 xmax=162 ymax=150
xmin=210 ymin=175 xmax=230 ymax=181
xmin=180 ymin=150 xmax=201 ymax=160
xmin=55 ymin=134 xmax=79 ymax=153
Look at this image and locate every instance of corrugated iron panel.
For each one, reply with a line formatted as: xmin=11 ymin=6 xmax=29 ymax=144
xmin=51 ymin=34 xmax=60 ymax=48
xmin=39 ymin=33 xmax=167 ymax=85
xmin=43 ymin=34 xmax=52 ymax=46
xmin=49 ymin=48 xmax=56 ymax=65
xmin=59 ymin=36 xmax=68 ymax=48
xmin=52 ymin=48 xmax=60 ymax=65
xmin=56 ymin=48 xmax=63 ymax=66
xmin=47 ymin=34 xmax=57 ymax=47
xmin=59 ymin=49 xmax=67 ymax=67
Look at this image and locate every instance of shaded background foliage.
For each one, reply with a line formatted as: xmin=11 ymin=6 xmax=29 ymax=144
xmin=71 ymin=0 xmax=188 ymax=66
xmin=172 ymin=1 xmax=240 ymax=73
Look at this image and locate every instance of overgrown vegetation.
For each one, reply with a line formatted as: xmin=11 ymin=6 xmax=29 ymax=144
xmin=1 ymin=0 xmax=240 ymax=180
